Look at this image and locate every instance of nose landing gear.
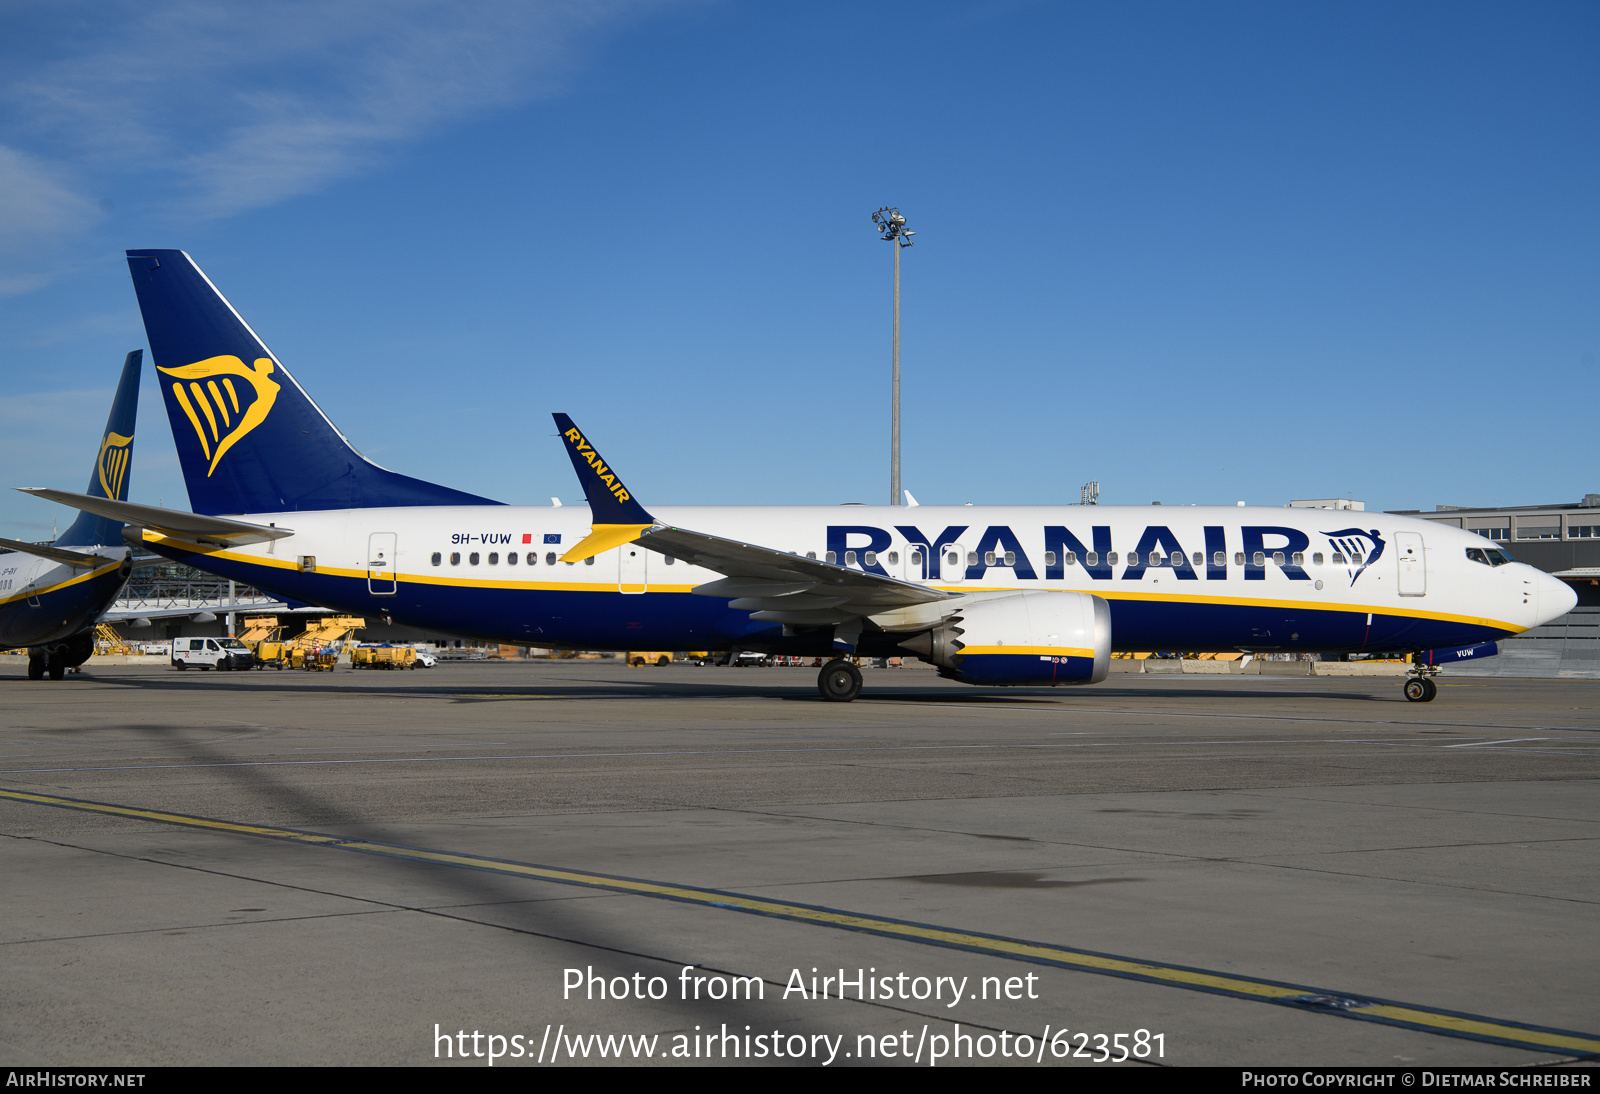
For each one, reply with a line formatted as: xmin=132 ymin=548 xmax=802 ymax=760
xmin=1403 ymin=668 xmax=1439 ymax=703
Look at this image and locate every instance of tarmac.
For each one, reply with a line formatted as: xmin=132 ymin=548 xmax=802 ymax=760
xmin=1 ymin=658 xmax=1596 ymax=1067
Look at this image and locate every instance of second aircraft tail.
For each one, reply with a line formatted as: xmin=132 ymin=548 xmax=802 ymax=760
xmin=55 ymin=350 xmax=141 ymax=548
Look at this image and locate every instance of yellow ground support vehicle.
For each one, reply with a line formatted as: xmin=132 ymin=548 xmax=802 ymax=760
xmin=253 ymin=641 xmax=290 ymax=669
xmin=351 ymin=645 xmax=417 ymax=670
xmin=627 ymin=651 xmax=673 ymax=666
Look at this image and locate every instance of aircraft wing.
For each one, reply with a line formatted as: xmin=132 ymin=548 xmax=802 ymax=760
xmin=550 ymin=413 xmax=955 ymax=625
xmin=643 ymin=524 xmax=952 ymax=618
xmin=0 ymin=536 xmax=121 ymax=569
xmin=16 ymin=488 xmax=294 ymax=547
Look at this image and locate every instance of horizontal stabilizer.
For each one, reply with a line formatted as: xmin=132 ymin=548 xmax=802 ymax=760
xmin=0 ymin=536 xmax=121 ymax=569
xmin=17 ymin=488 xmax=294 ymax=548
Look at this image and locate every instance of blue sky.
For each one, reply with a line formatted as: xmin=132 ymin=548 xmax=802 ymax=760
xmin=2 ymin=0 xmax=1596 ymax=539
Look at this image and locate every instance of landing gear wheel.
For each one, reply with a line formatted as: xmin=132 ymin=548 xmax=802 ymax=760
xmin=28 ymin=655 xmax=45 ymax=680
xmin=818 ymin=659 xmax=863 ymax=703
xmin=48 ymin=661 xmax=65 ymax=680
xmin=1403 ymin=677 xmax=1437 ymax=703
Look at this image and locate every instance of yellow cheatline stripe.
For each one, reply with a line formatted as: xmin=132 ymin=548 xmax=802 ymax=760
xmin=2 ymin=787 xmax=1595 ymax=1055
xmin=958 ymin=645 xmax=1096 ymax=659
xmin=0 ymin=559 xmax=125 ymax=609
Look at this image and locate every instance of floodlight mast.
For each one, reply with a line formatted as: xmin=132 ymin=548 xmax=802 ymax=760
xmin=872 ymin=207 xmax=914 ymax=505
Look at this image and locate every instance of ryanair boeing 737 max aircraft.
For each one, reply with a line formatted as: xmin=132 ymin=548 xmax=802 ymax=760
xmin=22 ymin=251 xmax=1577 ymax=702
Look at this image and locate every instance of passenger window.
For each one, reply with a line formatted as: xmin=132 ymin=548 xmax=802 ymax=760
xmin=984 ymin=551 xmax=996 ymax=566
xmin=1312 ymin=552 xmax=1323 ymax=565
xmin=1004 ymin=551 xmax=1016 ymax=566
xmin=431 ymin=552 xmax=441 ymax=566
xmin=807 ymin=551 xmax=816 ymax=559
xmin=585 ymin=556 xmax=594 ymax=566
xmin=1127 ymin=551 xmax=1140 ymax=566
xmin=470 ymin=552 xmax=480 ymax=565
xmin=1043 ymin=551 xmax=1056 ymax=567
xmin=845 ymin=550 xmax=858 ymax=566
xmin=546 ymin=552 xmax=557 ymax=565
xmin=1193 ymin=552 xmax=1204 ymax=566
xmin=1272 ymin=551 xmax=1285 ymax=566
xmin=1085 ymin=552 xmax=1098 ymax=567
xmin=1214 ymin=552 xmax=1226 ymax=567
xmin=1107 ymin=552 xmax=1118 ymax=566
xmin=507 ymin=552 xmax=517 ymax=565
xmin=527 ymin=552 xmax=537 ymax=565
xmin=826 ymin=551 xmax=837 ymax=564
xmin=450 ymin=552 xmax=461 ymax=566
xmin=967 ymin=551 xmax=978 ymax=566
xmin=1254 ymin=551 xmax=1266 ymax=567
xmin=1065 ymin=551 xmax=1076 ymax=565
xmin=664 ymin=556 xmax=675 ymax=565
xmin=1351 ymin=552 xmax=1363 ymax=565
xmin=864 ymin=551 xmax=876 ymax=567
xmin=888 ymin=551 xmax=898 ymax=565
xmin=1331 ymin=552 xmax=1345 ymax=565
xmin=910 ymin=549 xmax=922 ymax=566
xmin=1291 ymin=552 xmax=1303 ymax=566
xmin=488 ymin=552 xmax=499 ymax=565
xmin=948 ymin=551 xmax=960 ymax=567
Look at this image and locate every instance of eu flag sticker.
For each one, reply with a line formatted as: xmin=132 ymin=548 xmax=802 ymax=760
xmin=544 ymin=534 xmax=561 ymax=544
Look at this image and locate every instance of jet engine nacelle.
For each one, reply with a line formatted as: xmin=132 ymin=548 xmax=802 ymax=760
xmin=898 ymin=591 xmax=1111 ymax=686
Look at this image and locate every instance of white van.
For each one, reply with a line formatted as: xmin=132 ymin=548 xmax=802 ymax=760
xmin=171 ymin=637 xmax=255 ymax=671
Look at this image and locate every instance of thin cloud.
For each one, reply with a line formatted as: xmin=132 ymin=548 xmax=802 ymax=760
xmin=2 ymin=0 xmax=678 ymax=227
xmin=0 ymin=145 xmax=101 ymax=293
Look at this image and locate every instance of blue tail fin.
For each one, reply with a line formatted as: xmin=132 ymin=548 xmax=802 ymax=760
xmin=55 ymin=350 xmax=141 ymax=547
xmin=125 ymin=250 xmax=500 ymax=515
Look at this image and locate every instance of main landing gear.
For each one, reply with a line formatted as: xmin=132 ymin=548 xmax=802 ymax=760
xmin=1403 ymin=669 xmax=1438 ymax=703
xmin=817 ymin=658 xmax=863 ymax=703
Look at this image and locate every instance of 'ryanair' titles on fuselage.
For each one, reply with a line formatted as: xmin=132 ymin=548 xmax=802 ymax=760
xmin=824 ymin=523 xmax=1379 ymax=585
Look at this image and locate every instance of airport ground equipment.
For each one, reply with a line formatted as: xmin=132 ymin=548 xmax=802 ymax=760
xmin=352 ymin=644 xmax=417 ymax=669
xmin=627 ymin=651 xmax=672 ymax=666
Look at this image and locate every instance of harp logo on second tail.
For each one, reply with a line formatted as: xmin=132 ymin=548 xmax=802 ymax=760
xmin=96 ymin=431 xmax=134 ymax=499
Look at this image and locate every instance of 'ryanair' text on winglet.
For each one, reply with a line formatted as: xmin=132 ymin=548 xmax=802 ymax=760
xmin=552 ymin=413 xmax=656 ymax=562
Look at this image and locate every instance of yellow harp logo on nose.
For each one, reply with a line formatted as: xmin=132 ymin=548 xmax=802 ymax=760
xmin=156 ymin=356 xmax=281 ymax=477
xmin=96 ymin=431 xmax=134 ymax=499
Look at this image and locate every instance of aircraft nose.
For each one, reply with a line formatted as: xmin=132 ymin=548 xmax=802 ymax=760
xmin=1534 ymin=570 xmax=1578 ymax=626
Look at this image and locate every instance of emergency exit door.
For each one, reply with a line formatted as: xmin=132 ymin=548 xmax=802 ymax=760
xmin=619 ymin=543 xmax=647 ymax=594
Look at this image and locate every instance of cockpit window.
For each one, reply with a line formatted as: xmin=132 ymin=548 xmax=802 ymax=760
xmin=1487 ymin=548 xmax=1513 ymax=566
xmin=1470 ymin=547 xmax=1513 ymax=567
xmin=1466 ymin=548 xmax=1490 ymax=566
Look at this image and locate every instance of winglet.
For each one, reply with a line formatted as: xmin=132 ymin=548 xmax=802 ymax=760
xmin=552 ymin=414 xmax=655 ymax=562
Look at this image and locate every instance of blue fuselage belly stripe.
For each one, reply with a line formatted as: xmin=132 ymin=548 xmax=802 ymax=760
xmin=151 ymin=549 xmax=1514 ymax=655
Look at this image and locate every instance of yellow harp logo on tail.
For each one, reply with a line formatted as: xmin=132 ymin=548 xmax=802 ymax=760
xmin=96 ymin=431 xmax=134 ymax=499
xmin=156 ymin=356 xmax=281 ymax=477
